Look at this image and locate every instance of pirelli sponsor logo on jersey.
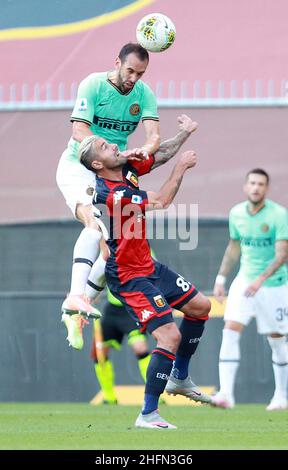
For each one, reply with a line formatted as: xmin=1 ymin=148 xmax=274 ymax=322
xmin=240 ymin=236 xmax=273 ymax=247
xmin=93 ymin=115 xmax=139 ymax=133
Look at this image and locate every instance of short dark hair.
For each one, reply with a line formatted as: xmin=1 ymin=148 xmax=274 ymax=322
xmin=246 ymin=168 xmax=270 ymax=184
xmin=118 ymin=43 xmax=149 ymax=63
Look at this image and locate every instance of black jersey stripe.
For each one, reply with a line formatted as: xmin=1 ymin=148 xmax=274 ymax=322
xmin=142 ymin=117 xmax=159 ymax=121
xmin=70 ymin=117 xmax=93 ymax=125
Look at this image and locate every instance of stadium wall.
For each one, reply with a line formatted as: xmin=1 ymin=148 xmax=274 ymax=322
xmin=0 ymin=220 xmax=276 ymax=403
xmin=1 ymin=106 xmax=287 ymax=223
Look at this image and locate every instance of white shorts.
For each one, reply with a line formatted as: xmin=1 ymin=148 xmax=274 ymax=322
xmin=224 ymin=276 xmax=288 ymax=335
xmin=56 ymin=150 xmax=96 ymax=216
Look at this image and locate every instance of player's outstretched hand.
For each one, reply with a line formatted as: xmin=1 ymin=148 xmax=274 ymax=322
xmin=177 ymin=114 xmax=198 ymax=134
xmin=122 ymin=148 xmax=149 ymax=161
xmin=179 ymin=150 xmax=197 ymax=169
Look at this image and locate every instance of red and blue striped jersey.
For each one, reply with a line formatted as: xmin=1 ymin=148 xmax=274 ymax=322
xmin=94 ymin=157 xmax=155 ymax=284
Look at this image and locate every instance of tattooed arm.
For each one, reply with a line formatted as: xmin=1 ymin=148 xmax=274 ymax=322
xmin=152 ymin=114 xmax=198 ymax=170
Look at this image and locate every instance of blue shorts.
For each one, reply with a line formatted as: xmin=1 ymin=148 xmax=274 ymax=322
xmin=108 ymin=261 xmax=198 ymax=333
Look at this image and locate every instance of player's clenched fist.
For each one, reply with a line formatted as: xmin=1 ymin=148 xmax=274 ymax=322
xmin=179 ymin=150 xmax=197 ymax=169
xmin=177 ymin=114 xmax=198 ymax=134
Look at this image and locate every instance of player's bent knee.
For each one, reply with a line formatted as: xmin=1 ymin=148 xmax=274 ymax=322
xmin=153 ymin=322 xmax=181 ymax=353
xmin=132 ymin=341 xmax=149 ymax=356
xmin=183 ymin=296 xmax=211 ymax=320
xmin=81 ymin=213 xmax=102 ymax=230
xmin=100 ymin=238 xmax=110 ymax=260
xmin=76 ymin=204 xmax=101 ymax=229
xmin=201 ymin=297 xmax=211 ymax=317
xmin=86 ymin=218 xmax=102 ymax=230
xmin=165 ymin=328 xmax=181 ymax=352
xmin=170 ymin=328 xmax=181 ymax=346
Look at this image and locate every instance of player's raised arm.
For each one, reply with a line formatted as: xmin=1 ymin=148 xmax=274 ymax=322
xmin=72 ymin=121 xmax=94 ymax=142
xmin=151 ymin=115 xmax=198 ymax=170
xmin=147 ymin=150 xmax=197 ymax=210
xmin=213 ymin=239 xmax=241 ymax=303
xmin=141 ymin=118 xmax=161 ymax=156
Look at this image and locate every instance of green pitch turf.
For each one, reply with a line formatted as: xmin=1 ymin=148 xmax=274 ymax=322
xmin=0 ymin=403 xmax=287 ymax=450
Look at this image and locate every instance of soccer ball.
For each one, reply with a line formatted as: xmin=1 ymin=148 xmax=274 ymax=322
xmin=136 ymin=13 xmax=176 ymax=53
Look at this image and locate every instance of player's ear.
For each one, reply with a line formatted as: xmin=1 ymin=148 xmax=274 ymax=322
xmin=92 ymin=160 xmax=103 ymax=171
xmin=115 ymin=56 xmax=121 ymax=70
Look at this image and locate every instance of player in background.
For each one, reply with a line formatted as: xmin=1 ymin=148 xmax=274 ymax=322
xmin=78 ymin=135 xmax=211 ymax=429
xmin=56 ymin=43 xmax=160 ymax=321
xmin=62 ymin=115 xmax=198 ymax=349
xmin=212 ymin=169 xmax=288 ymax=411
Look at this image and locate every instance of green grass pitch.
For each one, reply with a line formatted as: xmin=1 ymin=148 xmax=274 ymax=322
xmin=0 ymin=403 xmax=287 ymax=450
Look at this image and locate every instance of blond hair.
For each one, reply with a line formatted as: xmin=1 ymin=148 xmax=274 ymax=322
xmin=78 ymin=135 xmax=99 ymax=170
